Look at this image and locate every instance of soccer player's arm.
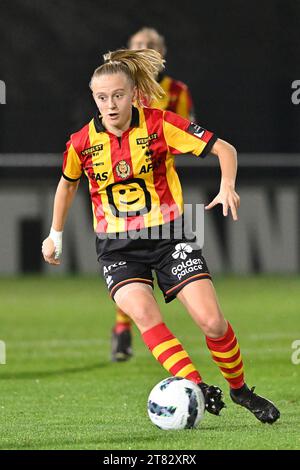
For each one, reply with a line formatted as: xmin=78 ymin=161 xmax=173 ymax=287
xmin=206 ymin=138 xmax=240 ymax=221
xmin=163 ymin=111 xmax=240 ymax=220
xmin=42 ymin=141 xmax=82 ymax=265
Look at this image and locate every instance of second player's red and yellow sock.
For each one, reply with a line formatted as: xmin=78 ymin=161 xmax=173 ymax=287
xmin=205 ymin=322 xmax=245 ymax=389
xmin=114 ymin=307 xmax=132 ymax=334
xmin=142 ymin=322 xmax=202 ymax=384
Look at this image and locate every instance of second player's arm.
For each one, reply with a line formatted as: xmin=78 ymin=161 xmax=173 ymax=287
xmin=205 ymin=138 xmax=240 ymax=220
xmin=42 ymin=176 xmax=79 ymax=265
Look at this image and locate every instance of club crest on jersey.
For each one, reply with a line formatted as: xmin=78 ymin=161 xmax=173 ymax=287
xmin=116 ymin=160 xmax=131 ymax=179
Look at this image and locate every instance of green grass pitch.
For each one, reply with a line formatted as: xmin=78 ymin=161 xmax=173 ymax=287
xmin=0 ymin=275 xmax=299 ymax=450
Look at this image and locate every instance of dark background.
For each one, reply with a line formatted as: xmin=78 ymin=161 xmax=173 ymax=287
xmin=0 ymin=0 xmax=299 ymax=153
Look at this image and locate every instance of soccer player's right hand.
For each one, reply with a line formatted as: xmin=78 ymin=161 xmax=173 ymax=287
xmin=42 ymin=229 xmax=63 ymax=265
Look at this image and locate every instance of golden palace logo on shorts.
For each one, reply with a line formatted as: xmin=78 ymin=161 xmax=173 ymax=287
xmin=172 ymin=258 xmax=204 ymax=280
xmin=171 ymin=243 xmax=193 ymax=260
xmin=116 ymin=160 xmax=131 ymax=179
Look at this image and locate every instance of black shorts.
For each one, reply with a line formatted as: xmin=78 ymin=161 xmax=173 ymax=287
xmin=96 ymin=228 xmax=211 ymax=303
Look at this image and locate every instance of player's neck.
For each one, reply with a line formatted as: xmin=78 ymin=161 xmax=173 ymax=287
xmin=102 ymin=114 xmax=132 ymax=137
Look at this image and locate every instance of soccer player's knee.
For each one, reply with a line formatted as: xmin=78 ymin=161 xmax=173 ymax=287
xmin=114 ymin=283 xmax=153 ymax=319
xmin=200 ymin=316 xmax=227 ymax=338
xmin=131 ymin=301 xmax=154 ymax=326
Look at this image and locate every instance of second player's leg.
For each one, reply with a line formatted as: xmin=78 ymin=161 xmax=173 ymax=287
xmin=111 ymin=306 xmax=133 ymax=362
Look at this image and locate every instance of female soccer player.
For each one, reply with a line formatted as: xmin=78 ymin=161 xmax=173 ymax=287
xmin=112 ymin=27 xmax=196 ymax=362
xmin=42 ymin=49 xmax=280 ymax=423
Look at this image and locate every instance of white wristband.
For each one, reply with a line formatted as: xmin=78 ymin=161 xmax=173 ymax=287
xmin=49 ymin=228 xmax=63 ymax=259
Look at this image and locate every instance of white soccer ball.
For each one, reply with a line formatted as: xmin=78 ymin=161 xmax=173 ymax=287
xmin=147 ymin=377 xmax=205 ymax=430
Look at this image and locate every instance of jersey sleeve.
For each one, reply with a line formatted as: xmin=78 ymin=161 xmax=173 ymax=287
xmin=62 ymin=139 xmax=82 ymax=181
xmin=162 ymin=110 xmax=217 ymax=158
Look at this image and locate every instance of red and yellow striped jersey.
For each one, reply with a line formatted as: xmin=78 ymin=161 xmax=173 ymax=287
xmin=155 ymin=74 xmax=194 ymax=119
xmin=62 ymin=106 xmax=217 ymax=233
xmin=145 ymin=74 xmax=195 ymax=120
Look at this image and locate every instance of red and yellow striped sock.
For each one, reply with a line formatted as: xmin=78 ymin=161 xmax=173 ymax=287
xmin=114 ymin=307 xmax=132 ymax=334
xmin=142 ymin=322 xmax=202 ymax=384
xmin=206 ymin=322 xmax=245 ymax=389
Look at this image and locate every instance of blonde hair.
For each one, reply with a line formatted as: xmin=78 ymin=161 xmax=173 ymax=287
xmin=90 ymin=49 xmax=166 ymax=106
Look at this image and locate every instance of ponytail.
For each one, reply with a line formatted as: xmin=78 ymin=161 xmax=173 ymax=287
xmin=90 ymin=49 xmax=165 ymax=106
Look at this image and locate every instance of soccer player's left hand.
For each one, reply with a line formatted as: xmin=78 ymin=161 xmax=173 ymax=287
xmin=205 ymin=186 xmax=240 ymax=221
xmin=42 ymin=237 xmax=61 ymax=265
